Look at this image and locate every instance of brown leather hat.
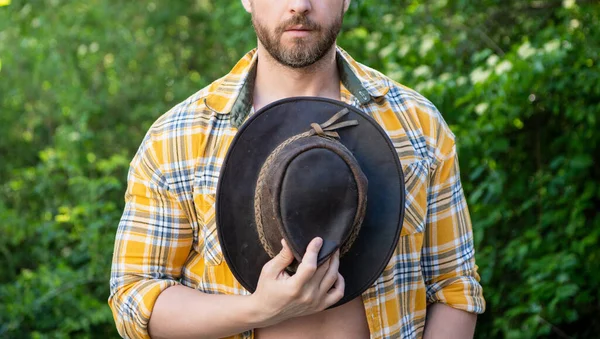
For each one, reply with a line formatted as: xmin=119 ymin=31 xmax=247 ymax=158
xmin=216 ymin=97 xmax=405 ymax=307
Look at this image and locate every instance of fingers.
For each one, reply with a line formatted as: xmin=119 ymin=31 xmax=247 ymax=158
xmin=322 ymin=273 xmax=345 ymax=307
xmin=292 ymin=237 xmax=323 ymax=283
xmin=319 ymin=250 xmax=340 ymax=293
xmin=262 ymin=239 xmax=295 ymax=279
xmin=305 ymin=255 xmax=332 ymax=290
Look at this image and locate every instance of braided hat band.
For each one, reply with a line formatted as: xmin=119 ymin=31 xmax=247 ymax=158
xmin=254 ymin=108 xmax=367 ymax=270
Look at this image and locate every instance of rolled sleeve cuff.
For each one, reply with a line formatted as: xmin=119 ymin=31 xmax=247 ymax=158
xmin=426 ymin=275 xmax=486 ymax=314
xmin=108 ymin=278 xmax=180 ymax=339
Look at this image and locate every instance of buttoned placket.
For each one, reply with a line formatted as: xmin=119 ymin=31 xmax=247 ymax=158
xmin=220 ymin=48 xmax=388 ymax=339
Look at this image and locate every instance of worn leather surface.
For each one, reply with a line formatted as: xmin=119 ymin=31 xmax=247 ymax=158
xmin=255 ymin=134 xmax=368 ymax=270
xmin=216 ymin=97 xmax=405 ymax=307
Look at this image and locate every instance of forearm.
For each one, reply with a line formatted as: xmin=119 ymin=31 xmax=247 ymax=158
xmin=148 ymin=285 xmax=265 ymax=339
xmin=423 ymin=303 xmax=477 ymax=339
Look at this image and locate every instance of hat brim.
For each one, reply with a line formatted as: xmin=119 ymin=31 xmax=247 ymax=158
xmin=216 ymin=97 xmax=405 ymax=307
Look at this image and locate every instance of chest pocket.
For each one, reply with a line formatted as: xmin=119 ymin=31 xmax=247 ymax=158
xmin=193 ymin=192 xmax=224 ymax=266
xmin=192 ymin=127 xmax=234 ymax=267
xmin=400 ymin=159 xmax=429 ymax=236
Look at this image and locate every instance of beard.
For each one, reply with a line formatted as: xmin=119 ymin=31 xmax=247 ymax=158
xmin=251 ymin=12 xmax=343 ymax=69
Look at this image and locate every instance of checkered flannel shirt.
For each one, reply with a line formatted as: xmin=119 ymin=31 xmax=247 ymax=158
xmin=108 ymin=46 xmax=485 ymax=339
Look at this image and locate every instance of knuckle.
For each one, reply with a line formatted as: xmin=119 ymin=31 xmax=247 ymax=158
xmin=300 ymin=294 xmax=313 ymax=304
xmin=288 ymin=286 xmax=302 ymax=299
xmin=261 ymin=262 xmax=272 ymax=274
xmin=280 ymin=252 xmax=292 ymax=262
xmin=303 ymin=263 xmax=317 ymax=273
xmin=321 ymin=276 xmax=333 ymax=289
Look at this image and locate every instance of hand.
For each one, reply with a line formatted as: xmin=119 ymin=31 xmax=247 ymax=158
xmin=250 ymin=237 xmax=345 ymax=328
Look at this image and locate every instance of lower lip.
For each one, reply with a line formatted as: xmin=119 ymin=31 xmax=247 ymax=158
xmin=284 ymin=30 xmax=312 ymax=38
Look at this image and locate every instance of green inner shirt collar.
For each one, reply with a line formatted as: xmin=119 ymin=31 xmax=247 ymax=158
xmin=229 ymin=50 xmax=379 ymax=128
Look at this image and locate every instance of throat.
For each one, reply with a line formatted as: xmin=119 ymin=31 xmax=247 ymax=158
xmin=252 ymin=46 xmax=341 ymax=111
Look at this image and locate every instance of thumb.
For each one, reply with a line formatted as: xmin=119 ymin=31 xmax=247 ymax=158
xmin=264 ymin=239 xmax=295 ymax=277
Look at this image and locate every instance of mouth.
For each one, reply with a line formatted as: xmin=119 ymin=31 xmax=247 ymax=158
xmin=285 ymin=25 xmax=313 ymax=32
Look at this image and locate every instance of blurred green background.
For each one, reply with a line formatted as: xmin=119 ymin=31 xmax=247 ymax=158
xmin=1 ymin=0 xmax=598 ymax=338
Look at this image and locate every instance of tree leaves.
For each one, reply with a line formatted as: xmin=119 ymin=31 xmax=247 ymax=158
xmin=1 ymin=0 xmax=599 ymax=338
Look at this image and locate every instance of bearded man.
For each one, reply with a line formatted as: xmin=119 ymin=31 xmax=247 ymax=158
xmin=108 ymin=1 xmax=486 ymax=338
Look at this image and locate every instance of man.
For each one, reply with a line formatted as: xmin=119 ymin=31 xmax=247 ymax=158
xmin=108 ymin=0 xmax=486 ymax=338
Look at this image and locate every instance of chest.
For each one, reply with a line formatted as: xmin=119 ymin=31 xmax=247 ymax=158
xmin=190 ymin=102 xmax=430 ymax=266
xmin=254 ymin=296 xmax=370 ymax=339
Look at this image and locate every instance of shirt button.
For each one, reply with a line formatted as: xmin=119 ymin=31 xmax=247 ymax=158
xmin=359 ymin=90 xmax=370 ymax=102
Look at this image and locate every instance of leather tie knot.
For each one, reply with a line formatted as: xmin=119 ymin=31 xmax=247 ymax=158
xmin=311 ymin=123 xmax=325 ymax=136
xmin=309 ymin=108 xmax=359 ymax=139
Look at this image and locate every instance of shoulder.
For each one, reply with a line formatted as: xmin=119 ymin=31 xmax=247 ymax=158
xmin=133 ymin=77 xmax=231 ymax=176
xmin=145 ymin=77 xmax=229 ymax=140
xmin=362 ymin=63 xmax=457 ymax=161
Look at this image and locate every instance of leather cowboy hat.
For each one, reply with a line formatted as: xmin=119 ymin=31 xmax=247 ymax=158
xmin=216 ymin=97 xmax=405 ymax=307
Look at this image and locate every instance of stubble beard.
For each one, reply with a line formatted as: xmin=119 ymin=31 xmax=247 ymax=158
xmin=252 ymin=12 xmax=343 ymax=69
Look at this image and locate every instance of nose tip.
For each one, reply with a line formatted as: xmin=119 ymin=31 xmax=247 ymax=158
xmin=289 ymin=0 xmax=312 ymax=14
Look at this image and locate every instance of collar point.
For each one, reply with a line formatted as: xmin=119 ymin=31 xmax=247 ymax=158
xmin=204 ymin=97 xmax=231 ymax=115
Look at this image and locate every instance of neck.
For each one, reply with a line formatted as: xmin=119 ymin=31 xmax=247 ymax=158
xmin=252 ymin=43 xmax=341 ymax=111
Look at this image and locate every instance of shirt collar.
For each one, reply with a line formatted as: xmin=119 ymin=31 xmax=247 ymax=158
xmin=204 ymin=46 xmax=390 ymax=127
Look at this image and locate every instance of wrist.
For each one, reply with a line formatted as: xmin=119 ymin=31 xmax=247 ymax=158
xmin=246 ymin=293 xmax=285 ymax=328
xmin=242 ymin=294 xmax=273 ymax=328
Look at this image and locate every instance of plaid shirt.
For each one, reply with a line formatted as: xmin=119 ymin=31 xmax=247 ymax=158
xmin=108 ymin=46 xmax=485 ymax=339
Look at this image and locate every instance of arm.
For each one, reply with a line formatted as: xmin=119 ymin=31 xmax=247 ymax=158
xmin=148 ymin=239 xmax=345 ymax=339
xmin=108 ymin=134 xmax=196 ymax=338
xmin=108 ymin=133 xmax=344 ymax=339
xmin=148 ymin=286 xmax=260 ymax=339
xmin=421 ymin=128 xmax=485 ymax=337
xmin=423 ymin=303 xmax=477 ymax=339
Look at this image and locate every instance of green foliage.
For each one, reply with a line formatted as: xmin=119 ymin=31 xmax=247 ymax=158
xmin=1 ymin=0 xmax=598 ymax=338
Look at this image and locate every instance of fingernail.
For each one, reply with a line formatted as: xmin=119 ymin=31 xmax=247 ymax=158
xmin=314 ymin=237 xmax=323 ymax=248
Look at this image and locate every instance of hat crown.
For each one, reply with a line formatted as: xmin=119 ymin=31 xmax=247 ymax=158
xmin=281 ymin=148 xmax=357 ymax=260
xmin=255 ymin=134 xmax=368 ymax=269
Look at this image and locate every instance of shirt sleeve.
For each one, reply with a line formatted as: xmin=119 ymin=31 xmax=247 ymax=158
xmin=108 ymin=134 xmax=194 ymax=338
xmin=421 ymin=125 xmax=486 ymax=314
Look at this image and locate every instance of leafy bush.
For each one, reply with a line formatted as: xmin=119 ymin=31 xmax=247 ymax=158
xmin=1 ymin=0 xmax=598 ymax=338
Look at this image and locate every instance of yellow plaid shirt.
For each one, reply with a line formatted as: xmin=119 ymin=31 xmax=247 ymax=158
xmin=108 ymin=46 xmax=485 ymax=339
